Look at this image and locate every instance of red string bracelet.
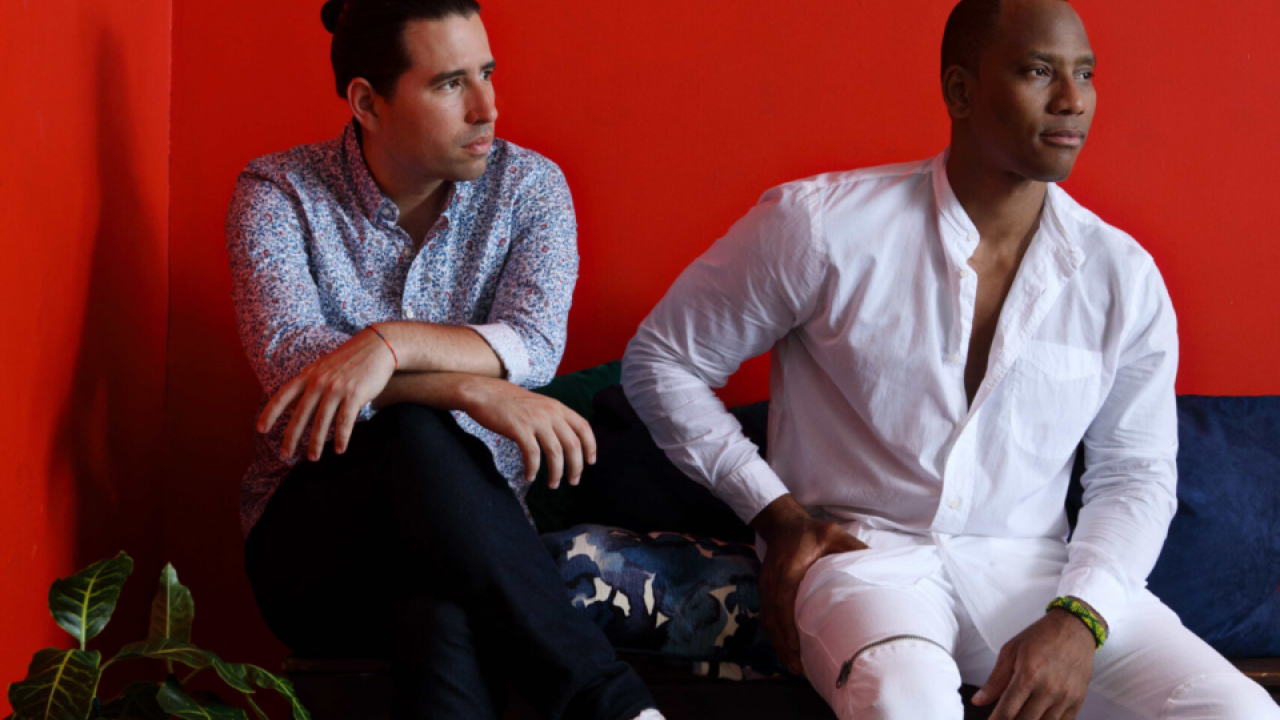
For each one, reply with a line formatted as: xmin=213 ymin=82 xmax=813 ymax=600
xmin=368 ymin=324 xmax=399 ymax=370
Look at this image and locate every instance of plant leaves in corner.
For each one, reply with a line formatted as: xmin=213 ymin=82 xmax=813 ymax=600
xmin=48 ymin=553 xmax=133 ymax=649
xmin=155 ymin=677 xmax=247 ymax=720
xmin=98 ymin=682 xmax=166 ymax=720
xmin=7 ymin=648 xmax=101 ymax=720
xmin=147 ymin=564 xmax=194 ymax=645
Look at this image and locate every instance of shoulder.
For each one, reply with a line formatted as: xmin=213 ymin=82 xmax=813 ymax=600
xmin=235 ymin=133 xmax=349 ymax=212
xmin=1049 ymin=185 xmax=1160 ymax=284
xmin=482 ymin=139 xmax=569 ymax=196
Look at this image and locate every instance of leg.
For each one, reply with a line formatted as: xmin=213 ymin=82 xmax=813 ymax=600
xmin=246 ymin=404 xmax=654 ymax=720
xmin=1075 ymin=590 xmax=1279 ymax=720
xmin=793 ymin=551 xmax=966 ymax=720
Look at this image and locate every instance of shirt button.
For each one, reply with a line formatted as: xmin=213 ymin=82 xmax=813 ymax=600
xmin=958 ymin=269 xmax=970 ymax=279
xmin=405 ymin=308 xmax=416 ymax=320
xmin=948 ymin=353 xmax=961 ymax=363
xmin=948 ymin=498 xmax=961 ymax=510
xmin=966 ymin=231 xmax=979 ymax=243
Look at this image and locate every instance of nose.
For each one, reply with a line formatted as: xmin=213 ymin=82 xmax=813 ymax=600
xmin=1050 ymin=76 xmax=1087 ymax=116
xmin=467 ymin=80 xmax=498 ymax=125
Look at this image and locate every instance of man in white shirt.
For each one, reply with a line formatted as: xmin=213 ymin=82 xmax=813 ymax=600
xmin=621 ymin=0 xmax=1280 ymax=718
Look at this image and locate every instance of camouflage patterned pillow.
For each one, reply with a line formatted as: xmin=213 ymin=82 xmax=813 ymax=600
xmin=543 ymin=524 xmax=785 ymax=674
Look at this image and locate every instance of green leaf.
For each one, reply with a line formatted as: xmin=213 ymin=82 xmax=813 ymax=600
xmin=209 ymin=658 xmax=252 ymax=695
xmin=248 ymin=667 xmax=310 ymax=720
xmin=7 ymin=648 xmax=101 ymax=720
xmin=155 ymin=678 xmax=247 ymax=720
xmin=111 ymin=638 xmax=212 ymax=671
xmin=148 ymin=565 xmax=194 ymax=645
xmin=48 ymin=553 xmax=133 ymax=649
xmin=98 ymin=682 xmax=166 ymax=720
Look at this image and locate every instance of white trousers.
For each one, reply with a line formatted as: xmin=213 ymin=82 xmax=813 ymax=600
xmin=794 ymin=545 xmax=1279 ymax=720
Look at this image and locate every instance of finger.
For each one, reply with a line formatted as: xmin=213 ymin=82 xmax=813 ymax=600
xmin=282 ymin=382 xmax=324 ymax=458
xmin=779 ymin=568 xmax=805 ymax=674
xmin=258 ymin=377 xmax=303 ymax=433
xmin=990 ymin=672 xmax=1034 ymax=720
xmin=538 ymin=427 xmax=565 ymax=489
xmin=518 ymin=431 xmax=540 ymax=483
xmin=554 ymin=419 xmax=584 ymax=486
xmin=568 ymin=412 xmax=598 ymax=465
xmin=1012 ymin=689 xmax=1056 ymax=720
xmin=334 ymin=398 xmax=359 ymax=454
xmin=308 ymin=389 xmax=343 ymax=461
xmin=973 ymin=647 xmax=1016 ymax=706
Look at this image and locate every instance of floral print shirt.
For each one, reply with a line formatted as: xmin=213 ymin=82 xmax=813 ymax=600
xmin=227 ymin=121 xmax=578 ymax=537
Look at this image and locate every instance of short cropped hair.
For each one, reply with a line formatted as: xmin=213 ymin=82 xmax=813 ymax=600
xmin=940 ymin=0 xmax=1006 ymax=77
xmin=321 ymin=0 xmax=483 ymax=99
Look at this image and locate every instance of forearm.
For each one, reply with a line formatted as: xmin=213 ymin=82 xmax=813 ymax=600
xmin=750 ymin=494 xmax=810 ymax=542
xmin=373 ymin=322 xmax=504 ymax=378
xmin=370 ymin=371 xmax=480 ymax=413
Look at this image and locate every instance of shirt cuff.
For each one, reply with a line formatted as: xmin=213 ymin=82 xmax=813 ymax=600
xmin=1056 ymin=565 xmax=1128 ymax=634
xmin=717 ymin=456 xmax=791 ymax=525
xmin=466 ymin=322 xmax=531 ymax=387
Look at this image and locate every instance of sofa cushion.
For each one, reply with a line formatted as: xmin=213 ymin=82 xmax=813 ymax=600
xmin=542 ymin=524 xmax=785 ymax=674
xmin=1146 ymin=395 xmax=1280 ymax=657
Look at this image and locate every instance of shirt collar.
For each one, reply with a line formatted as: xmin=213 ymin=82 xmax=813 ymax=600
xmin=342 ymin=121 xmax=391 ymax=223
xmin=341 ymin=120 xmax=472 ymax=227
xmin=929 ymin=147 xmax=1084 ymax=272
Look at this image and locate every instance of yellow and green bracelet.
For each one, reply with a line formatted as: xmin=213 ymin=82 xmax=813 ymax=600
xmin=1046 ymin=596 xmax=1108 ymax=649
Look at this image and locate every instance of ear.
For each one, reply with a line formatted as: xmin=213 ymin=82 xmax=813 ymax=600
xmin=347 ymin=78 xmax=382 ymax=132
xmin=942 ymin=65 xmax=975 ymax=120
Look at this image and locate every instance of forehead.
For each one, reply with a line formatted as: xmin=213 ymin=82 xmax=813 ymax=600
xmin=989 ymin=0 xmax=1093 ymax=62
xmin=400 ymin=13 xmax=492 ymax=75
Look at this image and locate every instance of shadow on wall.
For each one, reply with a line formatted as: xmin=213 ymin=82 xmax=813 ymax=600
xmin=47 ymin=25 xmax=168 ymax=661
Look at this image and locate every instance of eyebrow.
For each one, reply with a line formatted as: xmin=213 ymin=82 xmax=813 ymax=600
xmin=1024 ymin=51 xmax=1096 ymax=66
xmin=428 ymin=60 xmax=497 ymax=86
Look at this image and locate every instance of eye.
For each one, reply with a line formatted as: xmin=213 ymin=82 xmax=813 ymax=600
xmin=1077 ymin=69 xmax=1094 ymax=81
xmin=442 ymin=79 xmax=462 ymax=90
xmin=1030 ymin=67 xmax=1050 ymax=78
xmin=482 ymin=70 xmax=494 ymax=81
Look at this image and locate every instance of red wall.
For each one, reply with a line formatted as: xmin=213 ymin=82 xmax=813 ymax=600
xmin=4 ymin=0 xmax=1279 ymax=706
xmin=0 ymin=0 xmax=171 ymax=713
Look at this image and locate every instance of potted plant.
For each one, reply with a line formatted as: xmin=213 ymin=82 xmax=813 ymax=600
xmin=5 ymin=552 xmax=308 ymax=720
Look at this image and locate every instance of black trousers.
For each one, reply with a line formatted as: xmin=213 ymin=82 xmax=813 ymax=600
xmin=244 ymin=403 xmax=655 ymax=720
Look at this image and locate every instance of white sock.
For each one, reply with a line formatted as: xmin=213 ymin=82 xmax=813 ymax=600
xmin=631 ymin=709 xmax=665 ymax=720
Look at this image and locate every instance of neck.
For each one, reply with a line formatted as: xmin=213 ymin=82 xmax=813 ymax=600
xmin=945 ymin=137 xmax=1047 ymax=250
xmin=361 ymin=130 xmax=451 ymax=221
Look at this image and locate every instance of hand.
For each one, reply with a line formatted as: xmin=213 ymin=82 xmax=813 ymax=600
xmin=455 ymin=375 xmax=597 ymax=489
xmin=972 ymin=605 xmax=1099 ymax=720
xmin=258 ymin=328 xmax=397 ymax=461
xmin=750 ymin=495 xmax=868 ymax=676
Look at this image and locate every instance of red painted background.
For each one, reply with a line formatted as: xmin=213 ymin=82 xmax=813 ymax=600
xmin=4 ymin=1 xmax=1279 ymax=712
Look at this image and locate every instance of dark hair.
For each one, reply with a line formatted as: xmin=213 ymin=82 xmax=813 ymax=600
xmin=940 ymin=0 xmax=1005 ymax=78
xmin=941 ymin=0 xmax=1070 ymax=77
xmin=321 ymin=0 xmax=482 ymax=99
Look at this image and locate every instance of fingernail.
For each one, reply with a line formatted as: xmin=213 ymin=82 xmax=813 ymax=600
xmin=972 ymin=691 xmax=987 ymax=704
xmin=589 ymin=454 xmax=597 ymax=464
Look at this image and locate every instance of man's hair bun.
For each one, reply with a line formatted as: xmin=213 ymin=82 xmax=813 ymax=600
xmin=320 ymin=0 xmax=346 ymax=34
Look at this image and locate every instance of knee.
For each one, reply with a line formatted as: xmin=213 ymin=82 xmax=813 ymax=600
xmin=1163 ymin=672 xmax=1280 ymax=719
xmin=835 ymin=639 xmax=964 ymax=720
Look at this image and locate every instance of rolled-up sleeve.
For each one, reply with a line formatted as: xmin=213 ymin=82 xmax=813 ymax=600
xmin=622 ymin=184 xmax=827 ymax=524
xmin=467 ymin=161 xmax=578 ymax=388
xmin=226 ymin=171 xmax=361 ymax=403
xmin=1059 ymin=258 xmax=1180 ymax=630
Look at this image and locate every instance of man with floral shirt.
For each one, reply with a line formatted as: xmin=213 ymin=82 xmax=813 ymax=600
xmin=227 ymin=2 xmax=660 ymax=719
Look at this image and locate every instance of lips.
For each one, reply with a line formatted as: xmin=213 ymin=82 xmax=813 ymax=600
xmin=464 ymin=135 xmax=494 ymax=154
xmin=1041 ymin=129 xmax=1086 ymax=148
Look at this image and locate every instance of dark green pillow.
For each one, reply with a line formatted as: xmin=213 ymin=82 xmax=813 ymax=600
xmin=526 ymin=361 xmax=623 ymax=532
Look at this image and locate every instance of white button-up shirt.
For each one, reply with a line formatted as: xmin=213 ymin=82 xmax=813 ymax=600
xmin=622 ymin=150 xmax=1178 ymax=646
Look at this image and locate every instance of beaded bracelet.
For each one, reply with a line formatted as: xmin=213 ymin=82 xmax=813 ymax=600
xmin=368 ymin=324 xmax=399 ymax=370
xmin=1046 ymin=596 xmax=1107 ymax=649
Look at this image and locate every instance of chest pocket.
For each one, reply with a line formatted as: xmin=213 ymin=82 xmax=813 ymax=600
xmin=1010 ymin=340 xmax=1105 ymax=459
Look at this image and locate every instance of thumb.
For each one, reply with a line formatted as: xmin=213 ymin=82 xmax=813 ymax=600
xmin=972 ymin=648 xmax=1014 ymax=706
